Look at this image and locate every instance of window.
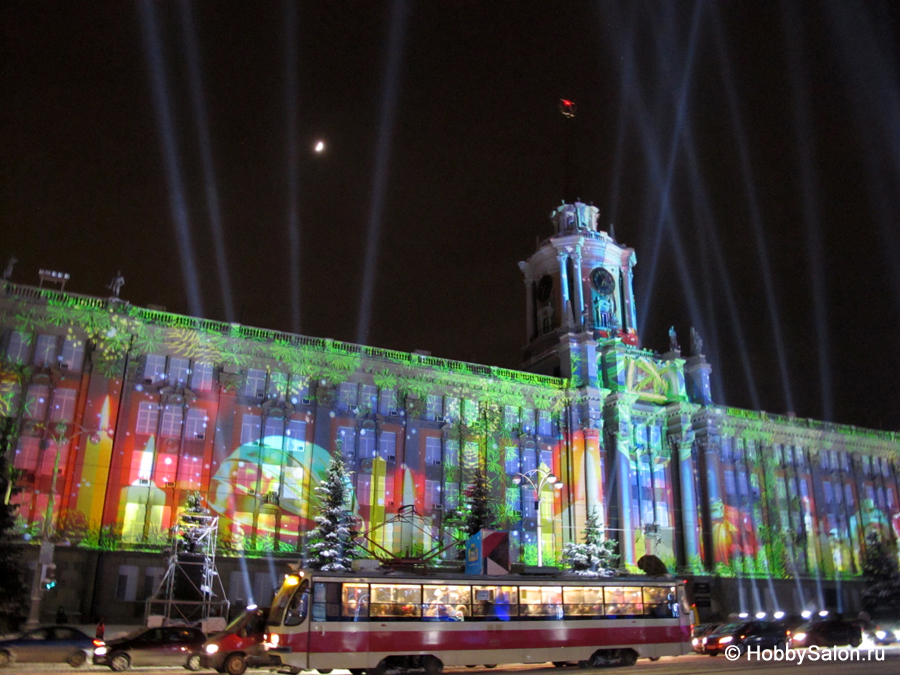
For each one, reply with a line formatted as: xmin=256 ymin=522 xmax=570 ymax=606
xmin=115 ymin=565 xmax=139 ymax=602
xmin=522 ymin=450 xmax=537 ymax=473
xmin=160 ymin=405 xmax=183 ymax=438
xmin=444 ymin=440 xmax=459 ymax=468
xmin=285 ymin=420 xmax=307 ymax=454
xmin=426 ymin=395 xmax=442 ymax=421
xmin=136 ymin=402 xmax=159 ymax=435
xmin=379 ymin=389 xmax=397 ymax=415
xmin=360 ymin=385 xmax=377 ymax=413
xmin=463 ymin=442 xmax=479 ymax=470
xmin=370 ymin=584 xmax=422 ymax=618
xmin=168 ymin=358 xmax=190 ymax=385
xmin=424 ymin=480 xmax=441 ymax=510
xmin=60 ymin=336 xmax=85 ymax=371
xmin=5 ymin=331 xmax=30 ymax=364
xmin=538 ymin=411 xmax=552 ymax=436
xmin=724 ymin=471 xmax=736 ymax=496
xmin=24 ymin=384 xmax=50 ymax=420
xmin=245 ymin=369 xmax=267 ymax=398
xmin=190 ymin=362 xmax=213 ymax=391
xmin=49 ymin=388 xmax=77 ymax=423
xmin=184 ymin=408 xmax=208 ymax=440
xmin=505 ymin=447 xmax=519 ymax=474
xmin=539 ymin=449 xmax=552 ymax=471
xmin=264 ymin=417 xmax=285 ymax=445
xmin=144 ymin=354 xmax=167 ymax=382
xmin=290 ymin=377 xmax=310 ymax=404
xmin=504 ymin=406 xmax=519 ymax=430
xmin=603 ymin=586 xmax=643 ymax=616
xmin=379 ymin=432 xmax=396 ymax=461
xmin=338 ymin=427 xmax=356 ymax=463
xmin=519 ymin=586 xmax=563 ymax=617
xmin=445 ymin=482 xmax=459 ymax=509
xmin=359 ymin=430 xmax=376 ymax=459
xmin=463 ymin=399 xmax=479 ymax=425
xmin=521 ymin=409 xmax=534 ymax=433
xmin=444 ymin=397 xmax=460 ymax=422
xmin=240 ymin=414 xmax=261 ymax=445
xmin=425 ymin=437 xmax=442 ymax=465
xmin=33 ymin=334 xmax=58 ymax=367
xmin=14 ymin=436 xmax=40 ymax=472
xmin=268 ymin=371 xmax=287 ymax=399
xmin=357 ymin=476 xmax=372 ymax=506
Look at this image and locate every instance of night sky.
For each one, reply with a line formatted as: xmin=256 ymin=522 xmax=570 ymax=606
xmin=3 ymin=2 xmax=900 ymax=430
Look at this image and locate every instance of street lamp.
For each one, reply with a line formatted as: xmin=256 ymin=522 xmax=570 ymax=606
xmin=26 ymin=422 xmax=102 ymax=628
xmin=512 ymin=468 xmax=563 ymax=567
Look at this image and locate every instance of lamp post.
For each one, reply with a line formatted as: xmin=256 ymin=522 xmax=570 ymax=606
xmin=26 ymin=422 xmax=101 ymax=628
xmin=512 ymin=468 xmax=563 ymax=567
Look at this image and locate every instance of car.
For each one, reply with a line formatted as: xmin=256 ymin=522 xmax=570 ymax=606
xmin=0 ymin=625 xmax=94 ymax=668
xmin=691 ymin=624 xmax=720 ymax=653
xmin=93 ymin=625 xmax=207 ymax=671
xmin=201 ymin=607 xmax=272 ymax=675
xmin=703 ymin=621 xmax=788 ymax=656
xmin=789 ymin=619 xmax=862 ymax=649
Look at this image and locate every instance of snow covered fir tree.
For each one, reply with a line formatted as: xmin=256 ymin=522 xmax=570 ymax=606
xmin=861 ymin=531 xmax=900 ymax=613
xmin=305 ymin=456 xmax=361 ymax=572
xmin=560 ymin=511 xmax=619 ymax=577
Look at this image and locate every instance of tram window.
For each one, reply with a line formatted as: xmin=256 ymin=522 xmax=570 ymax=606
xmin=284 ymin=581 xmax=310 ymax=626
xmin=519 ymin=586 xmax=563 ymax=618
xmin=562 ymin=586 xmax=604 ymax=617
xmin=370 ymin=584 xmax=422 ymax=618
xmin=423 ymin=584 xmax=471 ymax=620
xmin=311 ymin=582 xmax=342 ymax=622
xmin=471 ymin=586 xmax=517 ymax=620
xmin=342 ymin=583 xmax=370 ymax=621
xmin=642 ymin=586 xmax=673 ymax=617
xmin=604 ymin=587 xmax=643 ymax=617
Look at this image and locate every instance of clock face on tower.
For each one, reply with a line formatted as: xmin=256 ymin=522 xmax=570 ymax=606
xmin=537 ymin=275 xmax=553 ymax=302
xmin=591 ymin=267 xmax=615 ymax=294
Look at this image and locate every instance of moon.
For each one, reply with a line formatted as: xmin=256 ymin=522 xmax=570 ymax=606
xmin=314 ymin=140 xmax=325 ymax=153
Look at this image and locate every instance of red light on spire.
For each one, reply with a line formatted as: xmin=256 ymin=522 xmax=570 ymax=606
xmin=559 ymin=99 xmax=577 ymax=118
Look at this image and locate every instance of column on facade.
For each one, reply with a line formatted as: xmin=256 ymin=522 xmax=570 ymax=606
xmin=572 ymin=247 xmax=585 ymax=328
xmin=557 ymin=250 xmax=573 ymax=329
xmin=524 ymin=277 xmax=535 ymax=342
xmin=702 ymin=440 xmax=721 ymax=570
xmin=626 ymin=260 xmax=638 ymax=333
xmin=609 ymin=424 xmax=635 ymax=567
xmin=675 ymin=436 xmax=701 ymax=569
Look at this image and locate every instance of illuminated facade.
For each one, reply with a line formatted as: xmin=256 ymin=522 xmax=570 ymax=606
xmin=1 ymin=202 xmax=899 ymax=617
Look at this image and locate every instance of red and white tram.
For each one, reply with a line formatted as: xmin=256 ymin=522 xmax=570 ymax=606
xmin=264 ymin=569 xmax=691 ymax=673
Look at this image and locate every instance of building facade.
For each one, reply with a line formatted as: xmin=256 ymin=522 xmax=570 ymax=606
xmin=1 ymin=202 xmax=899 ymax=620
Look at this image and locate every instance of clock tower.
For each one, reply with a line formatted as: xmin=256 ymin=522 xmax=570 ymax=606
xmin=519 ymin=201 xmax=639 ymax=381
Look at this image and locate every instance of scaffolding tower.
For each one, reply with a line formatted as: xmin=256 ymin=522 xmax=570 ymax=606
xmin=146 ymin=511 xmax=229 ymax=629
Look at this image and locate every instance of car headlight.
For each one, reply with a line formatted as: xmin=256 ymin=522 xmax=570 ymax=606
xmin=702 ymin=637 xmax=707 ymax=645
xmin=205 ymin=644 xmax=219 ymax=654
xmin=719 ymin=636 xmax=733 ymax=644
xmin=94 ymin=647 xmax=108 ymax=656
xmin=692 ymin=638 xmax=699 ymax=646
xmin=792 ymin=632 xmax=807 ymax=643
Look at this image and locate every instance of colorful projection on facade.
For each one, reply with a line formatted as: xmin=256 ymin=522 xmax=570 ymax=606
xmin=1 ymin=284 xmax=899 ymax=580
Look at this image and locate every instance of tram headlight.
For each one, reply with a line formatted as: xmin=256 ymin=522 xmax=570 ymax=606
xmin=285 ymin=575 xmax=300 ymax=587
xmin=205 ymin=644 xmax=219 ymax=654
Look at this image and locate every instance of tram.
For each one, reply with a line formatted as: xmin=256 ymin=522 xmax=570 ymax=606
xmin=263 ymin=568 xmax=691 ymax=673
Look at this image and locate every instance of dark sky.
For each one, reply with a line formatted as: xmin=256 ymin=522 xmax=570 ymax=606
xmin=3 ymin=1 xmax=900 ymax=430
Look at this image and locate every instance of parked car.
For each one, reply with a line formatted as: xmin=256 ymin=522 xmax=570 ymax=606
xmin=691 ymin=624 xmax=720 ymax=654
xmin=201 ymin=607 xmax=271 ymax=675
xmin=703 ymin=621 xmax=788 ymax=656
xmin=93 ymin=626 xmax=206 ymax=671
xmin=0 ymin=625 xmax=94 ymax=668
xmin=789 ymin=618 xmax=862 ymax=648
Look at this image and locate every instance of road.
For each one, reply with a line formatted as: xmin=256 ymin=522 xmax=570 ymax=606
xmin=4 ymin=649 xmax=900 ymax=675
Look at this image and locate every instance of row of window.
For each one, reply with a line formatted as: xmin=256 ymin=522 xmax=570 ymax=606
xmin=311 ymin=581 xmax=677 ymax=622
xmin=5 ymin=331 xmax=85 ymax=371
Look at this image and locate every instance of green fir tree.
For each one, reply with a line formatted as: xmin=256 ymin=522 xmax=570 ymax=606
xmin=0 ymin=422 xmax=27 ymax=632
xmin=559 ymin=510 xmax=619 ymax=577
xmin=305 ymin=456 xmax=361 ymax=572
xmin=861 ymin=531 xmax=900 ymax=612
